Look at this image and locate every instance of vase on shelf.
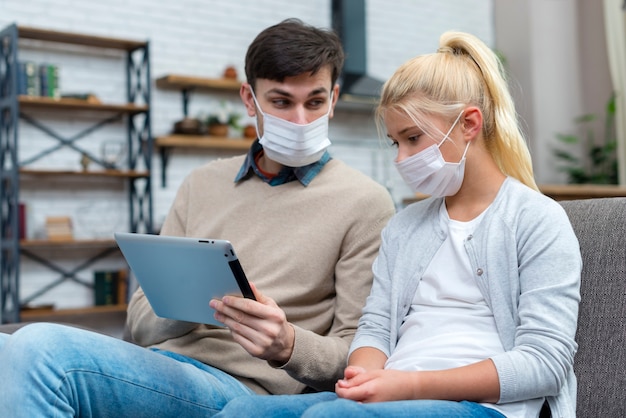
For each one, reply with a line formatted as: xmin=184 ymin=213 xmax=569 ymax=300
xmin=208 ymin=123 xmax=229 ymax=137
xmin=243 ymin=124 xmax=257 ymax=139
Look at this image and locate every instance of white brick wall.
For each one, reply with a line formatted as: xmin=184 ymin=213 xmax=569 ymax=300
xmin=1 ymin=0 xmax=493 ymax=309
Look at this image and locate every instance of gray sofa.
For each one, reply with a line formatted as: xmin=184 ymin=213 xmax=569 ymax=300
xmin=560 ymin=197 xmax=626 ymax=417
xmin=1 ymin=197 xmax=625 ymax=417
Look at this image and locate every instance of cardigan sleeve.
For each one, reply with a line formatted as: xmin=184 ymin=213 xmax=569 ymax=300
xmin=489 ymin=198 xmax=581 ymax=404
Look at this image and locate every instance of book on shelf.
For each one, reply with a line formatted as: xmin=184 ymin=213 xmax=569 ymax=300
xmin=16 ymin=61 xmax=60 ymax=98
xmin=18 ymin=202 xmax=27 ymax=240
xmin=17 ymin=60 xmax=39 ymax=96
xmin=16 ymin=61 xmax=26 ymax=95
xmin=39 ymin=63 xmax=60 ymax=99
xmin=94 ymin=269 xmax=128 ymax=306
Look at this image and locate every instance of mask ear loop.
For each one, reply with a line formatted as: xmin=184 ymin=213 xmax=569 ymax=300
xmin=248 ymin=87 xmax=265 ymax=117
xmin=437 ymin=109 xmax=465 ymax=147
xmin=248 ymin=87 xmax=266 ymax=141
xmin=325 ymin=91 xmax=334 ymax=116
xmin=455 ymin=110 xmax=472 ymax=160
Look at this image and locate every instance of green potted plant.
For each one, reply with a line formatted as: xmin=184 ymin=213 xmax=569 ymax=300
xmin=205 ymin=100 xmax=241 ymax=137
xmin=553 ymin=94 xmax=618 ymax=184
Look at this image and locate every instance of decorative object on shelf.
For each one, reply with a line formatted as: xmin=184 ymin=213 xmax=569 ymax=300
xmin=80 ymin=152 xmax=91 ymax=171
xmin=173 ymin=117 xmax=203 ymax=135
xmin=553 ymin=93 xmax=618 ymax=184
xmin=205 ymin=100 xmax=241 ymax=137
xmin=60 ymin=93 xmax=101 ymax=104
xmin=223 ymin=65 xmax=238 ymax=80
xmin=243 ymin=124 xmax=257 ymax=139
xmin=101 ymin=140 xmax=126 ymax=170
xmin=208 ymin=123 xmax=229 ymax=137
xmin=45 ymin=216 xmax=73 ymax=241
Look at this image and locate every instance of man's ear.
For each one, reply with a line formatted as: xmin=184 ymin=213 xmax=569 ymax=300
xmin=240 ymin=82 xmax=257 ymax=117
xmin=462 ymin=106 xmax=483 ymax=142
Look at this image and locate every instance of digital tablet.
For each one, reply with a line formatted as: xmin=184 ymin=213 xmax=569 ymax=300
xmin=114 ymin=232 xmax=255 ymax=326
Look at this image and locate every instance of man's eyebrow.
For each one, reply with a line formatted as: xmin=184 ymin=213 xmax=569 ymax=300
xmin=265 ymin=87 xmax=329 ymax=97
xmin=308 ymin=87 xmax=329 ymax=97
xmin=265 ymin=88 xmax=293 ymax=97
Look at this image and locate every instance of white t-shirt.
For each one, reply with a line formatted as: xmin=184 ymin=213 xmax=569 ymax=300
xmin=385 ymin=202 xmax=543 ymax=417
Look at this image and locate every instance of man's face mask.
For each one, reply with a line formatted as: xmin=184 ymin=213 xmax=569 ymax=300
xmin=250 ymin=88 xmax=333 ymax=167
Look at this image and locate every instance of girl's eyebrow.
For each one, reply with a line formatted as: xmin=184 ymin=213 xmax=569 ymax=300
xmin=398 ymin=126 xmax=414 ymax=135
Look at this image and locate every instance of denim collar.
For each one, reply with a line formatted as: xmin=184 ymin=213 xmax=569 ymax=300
xmin=234 ymin=139 xmax=331 ymax=187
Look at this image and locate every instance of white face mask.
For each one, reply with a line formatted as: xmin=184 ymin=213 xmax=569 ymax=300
xmin=250 ymin=88 xmax=333 ymax=167
xmin=394 ymin=110 xmax=470 ymax=198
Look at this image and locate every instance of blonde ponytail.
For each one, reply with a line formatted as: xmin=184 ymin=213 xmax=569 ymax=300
xmin=377 ymin=31 xmax=538 ymax=191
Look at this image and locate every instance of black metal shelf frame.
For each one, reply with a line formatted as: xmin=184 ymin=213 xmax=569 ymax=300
xmin=0 ymin=23 xmax=153 ymax=323
xmin=0 ymin=24 xmax=21 ymax=323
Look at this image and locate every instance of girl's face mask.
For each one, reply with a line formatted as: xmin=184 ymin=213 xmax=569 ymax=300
xmin=250 ymin=88 xmax=333 ymax=167
xmin=394 ymin=110 xmax=470 ymax=198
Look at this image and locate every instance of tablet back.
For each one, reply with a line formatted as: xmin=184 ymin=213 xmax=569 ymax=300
xmin=114 ymin=232 xmax=252 ymax=325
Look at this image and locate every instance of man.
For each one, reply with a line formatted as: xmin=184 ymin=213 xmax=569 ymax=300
xmin=0 ymin=18 xmax=395 ymax=416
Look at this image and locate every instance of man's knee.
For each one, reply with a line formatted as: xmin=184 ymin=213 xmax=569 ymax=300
xmin=6 ymin=323 xmax=88 ymax=366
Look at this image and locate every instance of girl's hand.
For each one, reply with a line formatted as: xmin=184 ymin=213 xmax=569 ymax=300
xmin=336 ymin=368 xmax=419 ymax=403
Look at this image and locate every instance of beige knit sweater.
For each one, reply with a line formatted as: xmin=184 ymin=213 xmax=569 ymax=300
xmin=127 ymin=155 xmax=395 ymax=395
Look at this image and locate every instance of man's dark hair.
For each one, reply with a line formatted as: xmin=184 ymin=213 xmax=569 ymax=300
xmin=245 ymin=18 xmax=345 ymax=90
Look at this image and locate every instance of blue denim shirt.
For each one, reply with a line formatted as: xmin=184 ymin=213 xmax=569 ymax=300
xmin=234 ymin=139 xmax=331 ymax=186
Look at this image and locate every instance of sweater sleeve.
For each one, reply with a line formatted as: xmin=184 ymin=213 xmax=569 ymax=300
xmin=275 ymin=192 xmax=395 ymax=391
xmin=348 ymin=225 xmax=396 ymax=358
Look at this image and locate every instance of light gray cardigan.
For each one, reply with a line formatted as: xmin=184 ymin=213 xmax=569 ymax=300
xmin=351 ymin=177 xmax=581 ymax=418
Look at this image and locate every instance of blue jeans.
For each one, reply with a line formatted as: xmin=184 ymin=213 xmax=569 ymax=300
xmin=218 ymin=392 xmax=507 ymax=418
xmin=0 ymin=323 xmax=254 ymax=417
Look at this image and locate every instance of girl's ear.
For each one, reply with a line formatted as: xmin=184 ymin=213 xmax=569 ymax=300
xmin=461 ymin=106 xmax=483 ymax=142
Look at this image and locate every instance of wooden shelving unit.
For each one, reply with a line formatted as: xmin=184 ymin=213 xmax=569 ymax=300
xmin=0 ymin=23 xmax=153 ymax=323
xmin=20 ymin=168 xmax=150 ymax=178
xmin=18 ymin=95 xmax=149 ymax=114
xmin=20 ymin=238 xmax=117 ymax=249
xmin=21 ymin=303 xmax=128 ymax=320
xmin=155 ymin=134 xmax=253 ymax=150
xmin=155 ymin=73 xmax=253 ymax=186
xmin=16 ymin=25 xmax=146 ymax=51
xmin=156 ymin=74 xmax=241 ymax=91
